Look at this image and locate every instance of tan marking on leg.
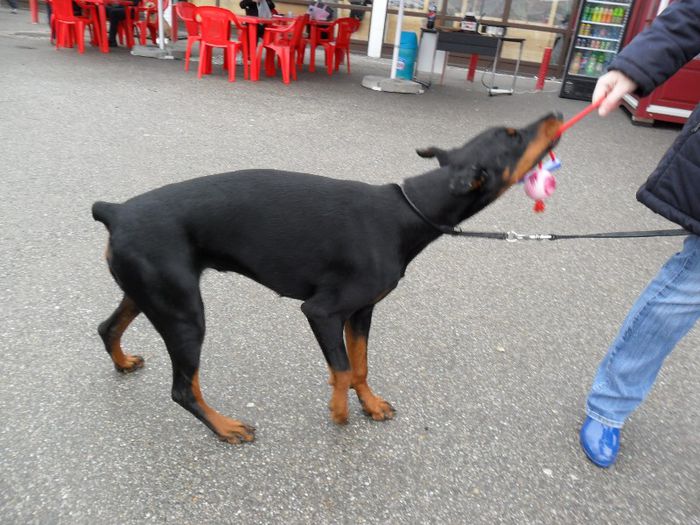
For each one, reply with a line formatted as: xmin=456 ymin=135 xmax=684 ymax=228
xmin=191 ymin=371 xmax=255 ymax=444
xmin=107 ymin=297 xmax=144 ymax=373
xmin=328 ymin=369 xmax=351 ymax=424
xmin=344 ymin=322 xmax=395 ymax=421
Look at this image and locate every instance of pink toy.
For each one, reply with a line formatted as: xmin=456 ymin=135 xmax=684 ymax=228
xmin=523 ymin=151 xmax=560 ymax=213
xmin=524 ymin=168 xmax=557 ymax=213
xmin=520 ymin=99 xmax=603 ymax=213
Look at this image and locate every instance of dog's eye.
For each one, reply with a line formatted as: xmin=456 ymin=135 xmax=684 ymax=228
xmin=505 ymin=129 xmax=523 ymax=143
xmin=505 ymin=128 xmax=521 ymax=139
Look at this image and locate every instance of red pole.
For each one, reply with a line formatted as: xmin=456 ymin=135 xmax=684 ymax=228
xmin=535 ymin=47 xmax=552 ymax=91
xmin=30 ymin=0 xmax=39 ymax=23
xmin=466 ymin=53 xmax=479 ymax=82
xmin=171 ymin=0 xmax=178 ymax=42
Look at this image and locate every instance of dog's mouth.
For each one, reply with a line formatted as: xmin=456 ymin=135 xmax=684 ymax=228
xmin=538 ymin=112 xmax=564 ymax=151
xmin=546 ymin=112 xmax=564 ymax=150
xmin=508 ymin=113 xmax=564 ymax=185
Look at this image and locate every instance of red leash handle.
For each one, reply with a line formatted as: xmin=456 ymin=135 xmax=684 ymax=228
xmin=556 ymin=98 xmax=604 ymax=137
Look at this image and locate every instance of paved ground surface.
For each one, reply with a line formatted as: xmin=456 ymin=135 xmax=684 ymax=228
xmin=1 ymin=9 xmax=698 ymax=525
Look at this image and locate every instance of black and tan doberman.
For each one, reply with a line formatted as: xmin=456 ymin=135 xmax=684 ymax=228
xmin=93 ymin=112 xmax=562 ymax=444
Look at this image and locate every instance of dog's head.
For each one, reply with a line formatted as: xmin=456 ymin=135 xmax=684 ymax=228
xmin=416 ymin=112 xmax=563 ymax=197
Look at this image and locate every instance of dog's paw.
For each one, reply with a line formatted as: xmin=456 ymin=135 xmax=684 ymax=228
xmin=215 ymin=418 xmax=256 ymax=445
xmin=114 ymin=354 xmax=145 ymax=373
xmin=328 ymin=399 xmax=349 ymax=425
xmin=360 ymin=395 xmax=395 ymax=421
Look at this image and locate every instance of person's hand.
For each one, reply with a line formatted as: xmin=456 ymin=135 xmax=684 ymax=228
xmin=592 ymin=70 xmax=638 ymax=117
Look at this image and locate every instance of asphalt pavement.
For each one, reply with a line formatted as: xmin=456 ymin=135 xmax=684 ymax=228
xmin=1 ymin=8 xmax=698 ymax=524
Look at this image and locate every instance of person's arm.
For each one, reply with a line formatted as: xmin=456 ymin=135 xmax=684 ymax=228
xmin=594 ymin=1 xmax=700 ymax=115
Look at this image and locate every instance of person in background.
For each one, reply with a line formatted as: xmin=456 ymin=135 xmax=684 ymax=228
xmin=106 ymin=0 xmax=139 ymax=48
xmin=5 ymin=0 xmax=18 ymax=14
xmin=239 ymin=0 xmax=276 ymax=17
xmin=239 ymin=0 xmax=277 ymax=39
xmin=580 ymin=0 xmax=700 ymax=468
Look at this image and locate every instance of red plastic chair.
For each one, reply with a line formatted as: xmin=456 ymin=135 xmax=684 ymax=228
xmin=175 ymin=1 xmax=200 ymax=71
xmin=321 ymin=18 xmax=359 ymax=75
xmin=298 ymin=19 xmax=333 ymax=72
xmin=256 ymin=15 xmax=306 ymax=84
xmin=132 ymin=0 xmax=170 ymax=45
xmin=115 ymin=0 xmax=142 ymax=48
xmin=196 ymin=6 xmax=248 ymax=82
xmin=51 ymin=0 xmax=100 ymax=53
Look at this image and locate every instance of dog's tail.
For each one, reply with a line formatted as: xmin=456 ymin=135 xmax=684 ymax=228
xmin=415 ymin=147 xmax=438 ymax=159
xmin=92 ymin=201 xmax=121 ymax=231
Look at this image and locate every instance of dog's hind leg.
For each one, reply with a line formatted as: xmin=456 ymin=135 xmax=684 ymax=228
xmin=98 ymin=295 xmax=144 ymax=373
xmin=110 ymin=248 xmax=255 ymax=444
xmin=301 ymin=298 xmax=351 ymax=424
xmin=345 ymin=306 xmax=395 ymax=421
xmin=149 ymin=285 xmax=256 ymax=445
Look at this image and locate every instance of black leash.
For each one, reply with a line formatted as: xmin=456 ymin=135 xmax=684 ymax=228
xmin=396 ymin=184 xmax=688 ymax=242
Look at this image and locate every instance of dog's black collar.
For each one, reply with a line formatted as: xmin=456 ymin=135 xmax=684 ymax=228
xmin=395 ymin=184 xmax=462 ymax=235
xmin=395 ymin=184 xmax=507 ymax=240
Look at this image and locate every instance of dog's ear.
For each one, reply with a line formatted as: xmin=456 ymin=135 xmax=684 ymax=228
xmin=416 ymin=147 xmax=450 ymax=167
xmin=448 ymin=164 xmax=488 ymax=195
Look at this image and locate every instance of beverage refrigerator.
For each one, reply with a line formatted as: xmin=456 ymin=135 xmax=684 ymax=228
xmin=559 ymin=0 xmax=635 ymax=100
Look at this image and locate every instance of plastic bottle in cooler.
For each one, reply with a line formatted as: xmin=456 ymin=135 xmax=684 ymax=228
xmin=570 ymin=51 xmax=582 ymax=74
xmin=614 ymin=7 xmax=624 ymax=23
xmin=595 ymin=53 xmax=604 ymax=75
xmin=580 ymin=52 xmax=589 ymax=73
xmin=585 ymin=52 xmax=596 ymax=75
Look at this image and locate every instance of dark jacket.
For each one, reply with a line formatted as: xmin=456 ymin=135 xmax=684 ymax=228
xmin=607 ymin=0 xmax=700 ymax=234
xmin=239 ymin=0 xmax=276 ymax=17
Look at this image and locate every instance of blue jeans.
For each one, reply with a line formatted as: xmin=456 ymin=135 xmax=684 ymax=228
xmin=586 ymin=234 xmax=700 ymax=428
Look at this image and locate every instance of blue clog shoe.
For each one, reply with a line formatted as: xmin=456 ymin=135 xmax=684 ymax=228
xmin=580 ymin=416 xmax=620 ymax=468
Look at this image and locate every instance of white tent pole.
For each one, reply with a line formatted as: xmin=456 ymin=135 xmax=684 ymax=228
xmin=367 ymin=0 xmax=388 ymax=57
xmin=157 ymin=0 xmax=165 ymax=49
xmin=389 ymin=0 xmax=405 ymax=79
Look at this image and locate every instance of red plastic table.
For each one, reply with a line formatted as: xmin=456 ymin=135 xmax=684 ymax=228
xmin=306 ymin=19 xmax=333 ymax=72
xmin=81 ymin=0 xmax=112 ymax=53
xmin=238 ymin=15 xmax=294 ymax=81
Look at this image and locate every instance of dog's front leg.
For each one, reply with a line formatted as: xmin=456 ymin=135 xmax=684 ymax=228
xmin=345 ymin=306 xmax=395 ymax=421
xmin=302 ymin=299 xmax=351 ymax=424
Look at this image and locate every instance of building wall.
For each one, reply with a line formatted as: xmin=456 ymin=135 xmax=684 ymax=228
xmin=188 ymin=0 xmax=579 ymax=75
